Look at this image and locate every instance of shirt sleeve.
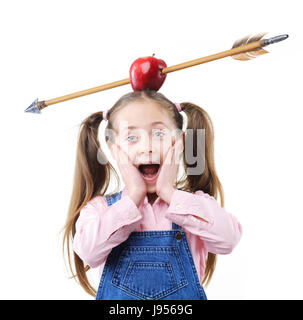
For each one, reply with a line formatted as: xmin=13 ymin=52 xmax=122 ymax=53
xmin=72 ymin=195 xmax=143 ymax=268
xmin=165 ymin=189 xmax=243 ymax=254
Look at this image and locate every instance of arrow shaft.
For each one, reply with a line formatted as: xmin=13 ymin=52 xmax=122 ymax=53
xmin=43 ymin=41 xmax=263 ymax=107
xmin=162 ymin=41 xmax=262 ymax=74
xmin=45 ymin=78 xmax=130 ymax=106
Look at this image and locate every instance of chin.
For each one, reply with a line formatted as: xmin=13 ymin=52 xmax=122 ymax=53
xmin=146 ymin=184 xmax=157 ymax=194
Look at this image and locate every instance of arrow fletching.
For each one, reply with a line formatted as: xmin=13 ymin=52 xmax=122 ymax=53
xmin=231 ymin=32 xmax=269 ymax=61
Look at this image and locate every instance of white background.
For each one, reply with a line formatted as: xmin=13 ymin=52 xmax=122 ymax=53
xmin=0 ymin=0 xmax=302 ymax=300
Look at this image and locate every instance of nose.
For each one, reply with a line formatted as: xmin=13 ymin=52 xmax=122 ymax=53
xmin=139 ymin=134 xmax=153 ymax=154
xmin=138 ymin=134 xmax=159 ymax=160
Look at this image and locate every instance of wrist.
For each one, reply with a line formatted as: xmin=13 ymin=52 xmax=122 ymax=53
xmin=128 ymin=191 xmax=144 ymax=208
xmin=160 ymin=186 xmax=176 ymax=204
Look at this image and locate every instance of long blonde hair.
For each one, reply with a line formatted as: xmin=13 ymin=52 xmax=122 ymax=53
xmin=62 ymin=89 xmax=224 ymax=296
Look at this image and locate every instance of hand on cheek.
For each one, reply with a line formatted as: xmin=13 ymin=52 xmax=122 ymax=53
xmin=112 ymin=144 xmax=147 ymax=205
xmin=156 ymin=139 xmax=183 ymax=203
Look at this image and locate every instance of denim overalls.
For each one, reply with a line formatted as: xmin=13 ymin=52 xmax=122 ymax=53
xmin=95 ymin=191 xmax=207 ymax=300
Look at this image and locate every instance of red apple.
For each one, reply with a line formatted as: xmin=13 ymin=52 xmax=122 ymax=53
xmin=129 ymin=55 xmax=167 ymax=91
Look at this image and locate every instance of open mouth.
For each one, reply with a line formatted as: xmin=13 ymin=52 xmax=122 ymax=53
xmin=138 ymin=164 xmax=160 ymax=179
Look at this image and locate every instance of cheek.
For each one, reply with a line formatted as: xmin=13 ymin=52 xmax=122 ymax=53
xmin=124 ymin=147 xmax=135 ymax=160
xmin=154 ymin=138 xmax=173 ymax=161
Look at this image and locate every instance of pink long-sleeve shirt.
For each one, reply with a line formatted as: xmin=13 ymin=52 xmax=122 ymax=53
xmin=73 ymin=187 xmax=243 ymax=283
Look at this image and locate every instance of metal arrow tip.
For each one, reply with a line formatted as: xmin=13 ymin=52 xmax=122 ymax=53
xmin=262 ymin=34 xmax=289 ymax=46
xmin=24 ymin=98 xmax=41 ymax=114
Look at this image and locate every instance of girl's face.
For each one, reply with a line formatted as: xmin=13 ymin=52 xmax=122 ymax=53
xmin=110 ymin=100 xmax=183 ymax=194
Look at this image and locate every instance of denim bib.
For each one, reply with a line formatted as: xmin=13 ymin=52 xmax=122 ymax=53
xmin=95 ymin=191 xmax=207 ymax=300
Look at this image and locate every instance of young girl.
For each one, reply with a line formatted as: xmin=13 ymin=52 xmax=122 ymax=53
xmin=63 ymin=89 xmax=242 ymax=300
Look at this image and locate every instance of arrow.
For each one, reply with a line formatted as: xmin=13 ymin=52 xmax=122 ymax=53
xmin=25 ymin=33 xmax=288 ymax=114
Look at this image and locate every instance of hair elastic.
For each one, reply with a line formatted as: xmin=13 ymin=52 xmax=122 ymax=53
xmin=174 ymin=102 xmax=182 ymax=112
xmin=103 ymin=109 xmax=108 ymax=121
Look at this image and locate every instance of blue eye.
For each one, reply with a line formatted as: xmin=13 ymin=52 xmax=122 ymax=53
xmin=153 ymin=130 xmax=165 ymax=138
xmin=126 ymin=135 xmax=138 ymax=142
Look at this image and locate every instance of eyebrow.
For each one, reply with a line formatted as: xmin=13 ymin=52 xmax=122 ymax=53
xmin=122 ymin=121 xmax=168 ymax=132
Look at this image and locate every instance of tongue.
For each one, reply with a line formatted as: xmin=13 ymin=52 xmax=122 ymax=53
xmin=141 ymin=164 xmax=159 ymax=175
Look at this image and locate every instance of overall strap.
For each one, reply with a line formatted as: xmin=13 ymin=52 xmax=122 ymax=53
xmin=105 ymin=190 xmax=122 ymax=207
xmin=172 ymin=222 xmax=181 ymax=230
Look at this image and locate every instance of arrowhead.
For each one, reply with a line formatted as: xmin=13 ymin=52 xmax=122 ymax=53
xmin=24 ymin=98 xmax=41 ymax=114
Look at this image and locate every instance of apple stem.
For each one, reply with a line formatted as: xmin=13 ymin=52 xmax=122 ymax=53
xmin=152 ymin=53 xmax=155 ymax=57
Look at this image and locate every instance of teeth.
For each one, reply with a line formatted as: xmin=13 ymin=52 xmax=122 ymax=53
xmin=138 ymin=163 xmax=160 ymax=166
xmin=137 ymin=163 xmax=160 ymax=168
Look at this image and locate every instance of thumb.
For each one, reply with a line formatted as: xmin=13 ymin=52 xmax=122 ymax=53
xmin=112 ymin=144 xmax=119 ymax=159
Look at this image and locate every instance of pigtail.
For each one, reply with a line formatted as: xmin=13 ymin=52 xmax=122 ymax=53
xmin=62 ymin=110 xmax=119 ymax=297
xmin=179 ymin=102 xmax=225 ymax=287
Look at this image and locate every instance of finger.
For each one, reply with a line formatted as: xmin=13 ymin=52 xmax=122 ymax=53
xmin=118 ymin=146 xmax=131 ymax=166
xmin=111 ymin=144 xmax=117 ymax=158
xmin=112 ymin=145 xmax=122 ymax=168
xmin=174 ymin=140 xmax=183 ymax=161
xmin=172 ymin=144 xmax=178 ymax=166
xmin=112 ymin=144 xmax=120 ymax=160
xmin=164 ymin=145 xmax=174 ymax=165
xmin=114 ymin=145 xmax=126 ymax=167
